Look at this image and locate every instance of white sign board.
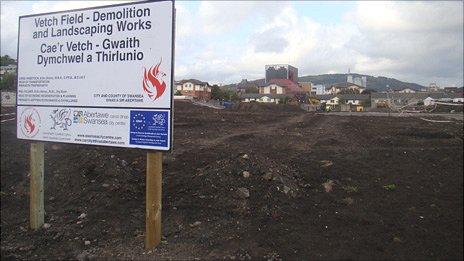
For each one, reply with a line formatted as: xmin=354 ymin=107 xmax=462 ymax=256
xmin=16 ymin=0 xmax=174 ymax=150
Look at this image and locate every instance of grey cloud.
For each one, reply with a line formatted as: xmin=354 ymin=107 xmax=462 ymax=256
xmin=252 ymin=35 xmax=289 ymax=53
xmin=347 ymin=1 xmax=463 ymax=86
xmin=250 ymin=26 xmax=290 ymax=53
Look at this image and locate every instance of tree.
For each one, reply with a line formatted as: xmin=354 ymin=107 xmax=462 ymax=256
xmin=174 ymin=90 xmax=182 ymax=96
xmin=281 ymin=96 xmax=291 ymax=104
xmin=245 ymin=85 xmax=259 ymax=94
xmin=0 ymin=55 xmax=16 ymax=66
xmin=211 ymin=85 xmax=222 ymax=100
xmin=230 ymin=92 xmax=239 ymax=101
xmin=222 ymin=89 xmax=239 ymax=101
xmin=0 ymin=72 xmax=16 ymax=90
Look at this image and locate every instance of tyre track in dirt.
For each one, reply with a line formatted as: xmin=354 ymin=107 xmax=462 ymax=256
xmin=194 ymin=113 xmax=309 ymax=149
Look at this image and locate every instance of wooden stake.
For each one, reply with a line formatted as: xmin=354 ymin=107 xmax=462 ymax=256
xmin=145 ymin=151 xmax=162 ymax=249
xmin=30 ymin=142 xmax=44 ymax=230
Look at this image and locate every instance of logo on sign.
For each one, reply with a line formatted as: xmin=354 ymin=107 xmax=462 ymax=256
xmin=73 ymin=111 xmax=85 ymax=124
xmin=142 ymin=59 xmax=166 ymax=101
xmin=20 ymin=108 xmax=41 ymax=138
xmin=152 ymin=113 xmax=166 ymax=126
xmin=50 ymin=108 xmax=72 ymax=130
xmin=132 ymin=112 xmax=146 ymax=130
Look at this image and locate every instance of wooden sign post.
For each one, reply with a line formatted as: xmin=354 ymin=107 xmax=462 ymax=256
xmin=30 ymin=142 xmax=45 ymax=230
xmin=145 ymin=151 xmax=162 ymax=249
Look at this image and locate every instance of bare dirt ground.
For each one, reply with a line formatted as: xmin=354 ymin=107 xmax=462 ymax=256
xmin=1 ymin=101 xmax=463 ymax=260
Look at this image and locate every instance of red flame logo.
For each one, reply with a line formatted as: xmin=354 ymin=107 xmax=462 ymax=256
xmin=24 ymin=114 xmax=36 ymax=134
xmin=143 ymin=59 xmax=166 ymax=100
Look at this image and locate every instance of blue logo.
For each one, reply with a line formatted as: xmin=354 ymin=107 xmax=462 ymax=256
xmin=129 ymin=110 xmax=168 ymax=148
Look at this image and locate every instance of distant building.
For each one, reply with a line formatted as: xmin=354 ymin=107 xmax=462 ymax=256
xmin=347 ymin=74 xmax=367 ymax=88
xmin=311 ymin=84 xmax=327 ymax=95
xmin=265 ymin=64 xmax=298 ymax=83
xmin=175 ymin=79 xmax=211 ymax=100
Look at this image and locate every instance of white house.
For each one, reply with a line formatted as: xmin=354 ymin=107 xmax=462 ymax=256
xmin=260 ymin=84 xmax=284 ymax=94
xmin=259 ymin=79 xmax=303 ymax=95
xmin=424 ymin=97 xmax=435 ymax=106
xmin=311 ymin=84 xmax=327 ymax=95
xmin=317 ymin=95 xmax=335 ymax=104
xmin=398 ymin=88 xmax=416 ymax=93
xmin=240 ymin=93 xmax=290 ymax=104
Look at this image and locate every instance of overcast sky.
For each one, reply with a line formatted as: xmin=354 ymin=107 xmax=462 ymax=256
xmin=1 ymin=0 xmax=463 ymax=86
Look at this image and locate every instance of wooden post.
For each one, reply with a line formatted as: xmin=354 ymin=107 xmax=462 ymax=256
xmin=30 ymin=142 xmax=44 ymax=230
xmin=146 ymin=151 xmax=162 ymax=249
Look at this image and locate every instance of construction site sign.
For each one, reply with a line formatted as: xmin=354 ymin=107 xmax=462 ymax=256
xmin=16 ymin=0 xmax=174 ymax=150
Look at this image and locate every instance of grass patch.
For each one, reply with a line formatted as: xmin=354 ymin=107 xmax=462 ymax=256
xmin=383 ymin=184 xmax=397 ymax=191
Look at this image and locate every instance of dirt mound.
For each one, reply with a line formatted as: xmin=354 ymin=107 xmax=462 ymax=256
xmin=231 ymin=102 xmax=303 ymax=112
xmin=173 ymin=99 xmax=196 ymax=110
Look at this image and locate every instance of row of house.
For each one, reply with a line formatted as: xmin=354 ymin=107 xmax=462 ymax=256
xmin=313 ymin=92 xmax=463 ymax=112
xmin=173 ymin=65 xmax=463 ymax=110
xmin=316 ymin=94 xmax=370 ymax=112
xmin=370 ymin=92 xmax=464 ymax=108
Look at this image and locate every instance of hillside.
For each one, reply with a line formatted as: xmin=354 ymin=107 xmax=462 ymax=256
xmin=223 ymin=74 xmax=424 ymax=92
xmin=298 ymin=73 xmax=424 ymax=91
